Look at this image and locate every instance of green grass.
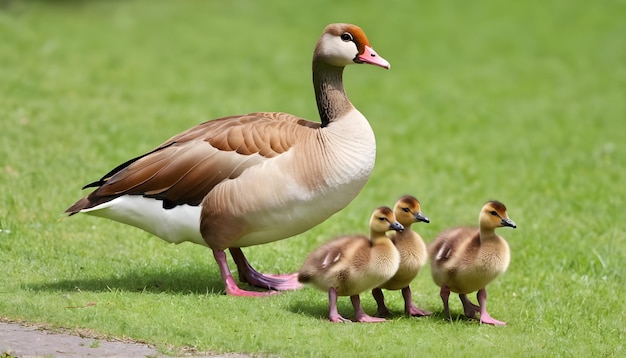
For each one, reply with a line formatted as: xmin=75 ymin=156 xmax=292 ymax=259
xmin=1 ymin=0 xmax=625 ymax=356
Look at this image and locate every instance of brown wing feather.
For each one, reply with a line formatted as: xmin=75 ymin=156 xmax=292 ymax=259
xmin=66 ymin=112 xmax=321 ymax=213
xmin=429 ymin=227 xmax=481 ymax=266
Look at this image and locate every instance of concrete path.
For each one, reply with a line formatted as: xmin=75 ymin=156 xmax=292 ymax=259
xmin=0 ymin=322 xmax=252 ymax=357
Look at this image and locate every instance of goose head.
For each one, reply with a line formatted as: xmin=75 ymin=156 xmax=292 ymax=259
xmin=370 ymin=206 xmax=404 ymax=235
xmin=314 ymin=23 xmax=390 ymax=69
xmin=479 ymin=200 xmax=517 ymax=230
xmin=394 ymin=195 xmax=430 ymax=226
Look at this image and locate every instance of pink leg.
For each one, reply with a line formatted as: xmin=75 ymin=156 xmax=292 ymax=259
xmin=372 ymin=288 xmax=392 ymax=317
xmin=459 ymin=293 xmax=480 ymax=319
xmin=328 ymin=287 xmax=350 ymax=323
xmin=229 ymin=248 xmax=302 ymax=291
xmin=402 ymin=286 xmax=431 ymax=317
xmin=351 ymin=295 xmax=386 ymax=323
xmin=477 ymin=288 xmax=507 ymax=325
xmin=440 ymin=285 xmax=452 ymax=320
xmin=213 ymin=249 xmax=277 ymax=297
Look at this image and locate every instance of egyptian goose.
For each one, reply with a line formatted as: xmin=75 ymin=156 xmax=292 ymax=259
xmin=298 ymin=207 xmax=403 ymax=322
xmin=428 ymin=200 xmax=516 ymax=325
xmin=65 ymin=23 xmax=390 ymax=297
xmin=372 ymin=195 xmax=431 ymax=317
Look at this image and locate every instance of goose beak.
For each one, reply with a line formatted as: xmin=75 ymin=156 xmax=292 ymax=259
xmin=501 ymin=218 xmax=517 ymax=228
xmin=356 ymin=46 xmax=391 ymax=69
xmin=390 ymin=221 xmax=404 ymax=232
xmin=415 ymin=213 xmax=430 ymax=223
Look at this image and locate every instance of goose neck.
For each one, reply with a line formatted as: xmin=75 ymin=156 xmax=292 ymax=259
xmin=312 ymin=61 xmax=353 ymax=127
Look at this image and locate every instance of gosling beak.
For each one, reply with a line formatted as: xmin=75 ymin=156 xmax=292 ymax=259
xmin=390 ymin=221 xmax=404 ymax=232
xmin=415 ymin=212 xmax=430 ymax=224
xmin=501 ymin=218 xmax=517 ymax=228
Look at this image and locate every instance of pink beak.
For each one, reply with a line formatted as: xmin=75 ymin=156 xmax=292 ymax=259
xmin=357 ymin=45 xmax=391 ymax=69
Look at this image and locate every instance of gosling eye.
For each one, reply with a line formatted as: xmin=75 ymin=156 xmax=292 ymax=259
xmin=402 ymin=208 xmax=410 ymax=213
xmin=490 ymin=210 xmax=498 ymax=216
xmin=378 ymin=217 xmax=386 ymax=221
xmin=340 ymin=33 xmax=353 ymax=42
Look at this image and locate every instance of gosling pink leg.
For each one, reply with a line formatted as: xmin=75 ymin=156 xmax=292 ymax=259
xmin=229 ymin=248 xmax=302 ymax=291
xmin=477 ymin=288 xmax=507 ymax=325
xmin=351 ymin=295 xmax=386 ymax=323
xmin=372 ymin=288 xmax=392 ymax=317
xmin=328 ymin=287 xmax=350 ymax=323
xmin=440 ymin=284 xmax=452 ymax=320
xmin=213 ymin=249 xmax=277 ymax=297
xmin=402 ymin=286 xmax=431 ymax=317
xmin=459 ymin=293 xmax=480 ymax=319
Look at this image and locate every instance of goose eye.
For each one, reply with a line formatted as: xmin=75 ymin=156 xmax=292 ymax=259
xmin=340 ymin=33 xmax=353 ymax=42
xmin=490 ymin=211 xmax=498 ymax=216
xmin=402 ymin=208 xmax=410 ymax=213
xmin=378 ymin=217 xmax=386 ymax=221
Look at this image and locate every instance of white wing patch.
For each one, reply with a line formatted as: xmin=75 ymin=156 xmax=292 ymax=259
xmin=322 ymin=251 xmax=342 ymax=269
xmin=436 ymin=243 xmax=452 ymax=261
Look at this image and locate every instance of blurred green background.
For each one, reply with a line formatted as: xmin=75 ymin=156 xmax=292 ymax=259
xmin=1 ymin=0 xmax=624 ymax=356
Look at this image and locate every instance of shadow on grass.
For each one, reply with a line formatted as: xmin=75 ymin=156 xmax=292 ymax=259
xmin=287 ymin=297 xmax=354 ymax=322
xmin=286 ymin=295 xmax=441 ymax=323
xmin=24 ymin=266 xmax=270 ymax=296
xmin=288 ymin=296 xmax=479 ymax=324
xmin=428 ymin=310 xmax=482 ymax=325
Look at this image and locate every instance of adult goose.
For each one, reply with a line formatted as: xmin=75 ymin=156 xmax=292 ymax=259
xmin=298 ymin=206 xmax=403 ymax=322
xmin=428 ymin=200 xmax=516 ymax=325
xmin=372 ymin=195 xmax=431 ymax=317
xmin=65 ymin=23 xmax=390 ymax=297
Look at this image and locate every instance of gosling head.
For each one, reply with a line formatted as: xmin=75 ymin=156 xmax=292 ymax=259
xmin=394 ymin=195 xmax=430 ymax=226
xmin=370 ymin=206 xmax=404 ymax=235
xmin=479 ymin=200 xmax=517 ymax=230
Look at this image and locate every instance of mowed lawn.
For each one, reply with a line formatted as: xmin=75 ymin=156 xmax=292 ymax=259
xmin=1 ymin=0 xmax=624 ymax=356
